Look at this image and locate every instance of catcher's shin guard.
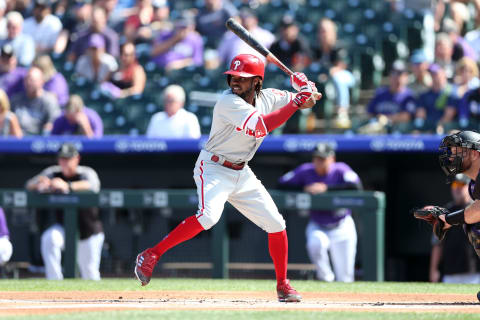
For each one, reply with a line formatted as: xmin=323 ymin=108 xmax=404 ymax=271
xmin=464 ymin=223 xmax=480 ymax=258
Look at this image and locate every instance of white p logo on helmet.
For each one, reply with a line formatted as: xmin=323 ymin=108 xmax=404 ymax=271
xmin=233 ymin=60 xmax=241 ymax=70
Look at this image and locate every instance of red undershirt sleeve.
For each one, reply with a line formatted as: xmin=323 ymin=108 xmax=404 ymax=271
xmin=261 ymin=100 xmax=298 ymax=132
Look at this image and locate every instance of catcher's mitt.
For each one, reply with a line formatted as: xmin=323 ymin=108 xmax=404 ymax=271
xmin=412 ymin=206 xmax=450 ymax=241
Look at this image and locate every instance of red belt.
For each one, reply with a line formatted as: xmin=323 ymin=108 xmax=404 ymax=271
xmin=211 ymin=155 xmax=245 ymax=170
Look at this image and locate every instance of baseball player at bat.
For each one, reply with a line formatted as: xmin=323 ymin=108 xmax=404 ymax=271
xmin=413 ymin=131 xmax=480 ymax=298
xmin=135 ymin=53 xmax=321 ymax=302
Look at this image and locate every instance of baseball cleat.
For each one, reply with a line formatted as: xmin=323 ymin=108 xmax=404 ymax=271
xmin=134 ymin=249 xmax=159 ymax=286
xmin=276 ymin=279 xmax=302 ymax=302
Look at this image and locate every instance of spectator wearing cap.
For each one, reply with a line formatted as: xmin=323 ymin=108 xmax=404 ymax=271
xmin=26 ymin=143 xmax=104 ymax=280
xmin=408 ymin=49 xmax=432 ymax=98
xmin=54 ymin=0 xmax=92 ymax=56
xmin=23 ymin=0 xmax=63 ymax=54
xmin=217 ymin=8 xmax=274 ymax=65
xmin=434 ymin=33 xmax=456 ymax=81
xmin=0 ymin=44 xmax=27 ymax=98
xmin=32 ymin=55 xmax=69 ymax=107
xmin=150 ymin=11 xmax=203 ymax=70
xmin=0 ymin=11 xmax=35 ymax=67
xmin=195 ymin=0 xmax=238 ymax=49
xmin=150 ymin=0 xmax=173 ymax=35
xmin=414 ymin=63 xmax=458 ymax=134
xmin=278 ymin=143 xmax=362 ymax=282
xmin=11 ymin=66 xmax=60 ymax=135
xmin=363 ymin=60 xmax=416 ymax=133
xmin=51 ymin=94 xmax=103 ymax=138
xmin=270 ymin=15 xmax=312 ymax=72
xmin=452 ymin=57 xmax=480 ymax=99
xmin=68 ymin=6 xmax=119 ymax=62
xmin=74 ymin=33 xmax=118 ymax=83
xmin=0 ymin=88 xmax=22 ymax=137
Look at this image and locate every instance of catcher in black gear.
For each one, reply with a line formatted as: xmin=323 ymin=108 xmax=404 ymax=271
xmin=414 ymin=130 xmax=480 ymax=254
xmin=413 ymin=131 xmax=480 ymax=296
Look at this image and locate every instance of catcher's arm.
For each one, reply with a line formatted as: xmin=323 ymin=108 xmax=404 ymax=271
xmin=443 ymin=200 xmax=480 ymax=225
xmin=412 ymin=205 xmax=469 ymax=241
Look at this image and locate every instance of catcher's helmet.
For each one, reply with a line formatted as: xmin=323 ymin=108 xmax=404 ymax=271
xmin=439 ymin=130 xmax=480 ymax=183
xmin=224 ymin=54 xmax=265 ymax=79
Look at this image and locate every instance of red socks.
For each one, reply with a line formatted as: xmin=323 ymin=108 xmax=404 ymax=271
xmin=268 ymin=229 xmax=288 ymax=285
xmin=150 ymin=216 xmax=204 ymax=257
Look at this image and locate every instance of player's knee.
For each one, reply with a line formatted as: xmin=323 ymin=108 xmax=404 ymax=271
xmin=41 ymin=228 xmax=64 ymax=249
xmin=196 ymin=213 xmax=221 ymax=230
xmin=0 ymin=237 xmax=12 ymax=265
xmin=307 ymin=231 xmax=329 ymax=251
xmin=264 ymin=216 xmax=286 ymax=233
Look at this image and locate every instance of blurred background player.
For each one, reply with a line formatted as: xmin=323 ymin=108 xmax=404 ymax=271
xmin=0 ymin=207 xmax=12 ymax=269
xmin=278 ymin=143 xmax=362 ymax=282
xmin=429 ymin=173 xmax=480 ymax=284
xmin=25 ymin=143 xmax=104 ymax=280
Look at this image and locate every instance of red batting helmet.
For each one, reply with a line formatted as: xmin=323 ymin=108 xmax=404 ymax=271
xmin=224 ymin=54 xmax=264 ymax=79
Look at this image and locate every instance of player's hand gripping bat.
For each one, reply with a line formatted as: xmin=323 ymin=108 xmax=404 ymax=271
xmin=225 ymin=17 xmax=322 ymax=105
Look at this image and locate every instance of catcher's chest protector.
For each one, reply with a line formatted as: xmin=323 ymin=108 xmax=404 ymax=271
xmin=465 ymin=174 xmax=480 ymax=258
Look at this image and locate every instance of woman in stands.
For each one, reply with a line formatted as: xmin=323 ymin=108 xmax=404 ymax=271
xmin=33 ymin=55 xmax=70 ymax=107
xmin=107 ymin=42 xmax=146 ymax=98
xmin=0 ymin=89 xmax=22 ymax=138
xmin=453 ymin=56 xmax=480 ymax=99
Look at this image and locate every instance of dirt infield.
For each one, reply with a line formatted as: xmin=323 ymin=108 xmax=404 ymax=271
xmin=1 ymin=291 xmax=480 ymax=315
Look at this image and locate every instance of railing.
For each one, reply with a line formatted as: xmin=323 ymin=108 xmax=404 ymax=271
xmin=0 ymin=189 xmax=385 ymax=280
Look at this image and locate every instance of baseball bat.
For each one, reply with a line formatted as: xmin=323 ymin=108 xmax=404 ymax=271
xmin=225 ymin=18 xmax=322 ymax=101
xmin=225 ymin=18 xmax=294 ymax=76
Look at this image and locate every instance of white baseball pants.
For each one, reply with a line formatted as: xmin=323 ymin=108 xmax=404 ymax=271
xmin=306 ymin=215 xmax=357 ymax=282
xmin=41 ymin=223 xmax=104 ymax=280
xmin=193 ymin=150 xmax=286 ymax=233
xmin=0 ymin=236 xmax=12 ymax=265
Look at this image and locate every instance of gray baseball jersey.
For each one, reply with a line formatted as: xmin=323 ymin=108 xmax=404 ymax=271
xmin=204 ymin=88 xmax=294 ymax=163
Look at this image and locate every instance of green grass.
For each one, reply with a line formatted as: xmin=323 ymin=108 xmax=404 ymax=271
xmin=2 ymin=311 xmax=480 ymax=320
xmin=0 ymin=278 xmax=478 ymax=294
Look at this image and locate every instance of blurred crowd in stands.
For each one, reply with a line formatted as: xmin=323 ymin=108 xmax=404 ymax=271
xmin=0 ymin=0 xmax=480 ymax=137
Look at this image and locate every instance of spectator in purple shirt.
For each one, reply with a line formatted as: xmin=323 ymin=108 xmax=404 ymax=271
xmin=0 ymin=207 xmax=12 ymax=266
xmin=362 ymin=60 xmax=416 ymax=134
xmin=51 ymin=94 xmax=103 ymax=138
xmin=414 ymin=63 xmax=458 ymax=133
xmin=0 ymin=43 xmax=26 ymax=98
xmin=278 ymin=143 xmax=362 ymax=282
xmin=32 ymin=55 xmax=69 ymax=107
xmin=68 ymin=6 xmax=119 ymax=62
xmin=150 ymin=11 xmax=203 ymax=70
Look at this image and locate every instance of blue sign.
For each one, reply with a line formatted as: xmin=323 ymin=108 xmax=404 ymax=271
xmin=0 ymin=134 xmax=443 ymax=154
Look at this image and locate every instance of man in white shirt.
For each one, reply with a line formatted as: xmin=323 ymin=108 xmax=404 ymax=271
xmin=146 ymin=84 xmax=201 ymax=138
xmin=23 ymin=0 xmax=62 ymax=54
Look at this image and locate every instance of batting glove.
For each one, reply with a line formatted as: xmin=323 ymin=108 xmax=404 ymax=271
xmin=290 ymin=72 xmax=312 ymax=92
xmin=293 ymin=91 xmax=312 ymax=108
